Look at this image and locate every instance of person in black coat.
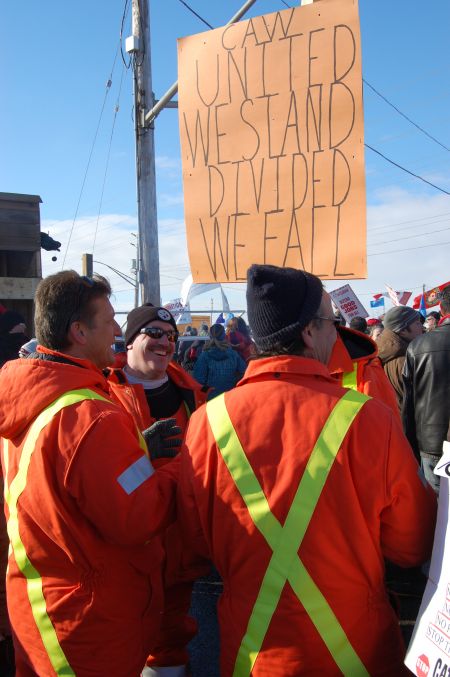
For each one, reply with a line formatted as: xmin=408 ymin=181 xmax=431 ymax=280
xmin=402 ymin=285 xmax=450 ymax=493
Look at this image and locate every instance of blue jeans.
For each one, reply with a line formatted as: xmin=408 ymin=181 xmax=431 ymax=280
xmin=420 ymin=453 xmax=440 ymax=495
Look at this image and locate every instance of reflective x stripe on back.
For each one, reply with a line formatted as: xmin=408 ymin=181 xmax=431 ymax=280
xmin=3 ymin=388 xmax=116 ymax=676
xmin=206 ymin=389 xmax=370 ymax=677
xmin=341 ymin=361 xmax=358 ymax=390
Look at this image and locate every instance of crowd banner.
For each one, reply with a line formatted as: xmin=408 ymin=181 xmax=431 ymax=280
xmin=330 ymin=283 xmax=368 ymax=323
xmin=412 ymin=282 xmax=450 ymax=310
xmin=178 ymin=0 xmax=366 ymax=283
xmin=405 ymin=443 xmax=450 ymax=677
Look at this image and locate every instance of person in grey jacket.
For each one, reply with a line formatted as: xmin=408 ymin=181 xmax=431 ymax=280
xmin=194 ymin=324 xmax=246 ymax=400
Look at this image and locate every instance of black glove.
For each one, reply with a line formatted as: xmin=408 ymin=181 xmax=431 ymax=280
xmin=142 ymin=418 xmax=182 ymax=461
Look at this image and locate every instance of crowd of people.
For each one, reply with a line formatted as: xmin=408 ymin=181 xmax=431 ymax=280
xmin=0 ymin=265 xmax=447 ymax=676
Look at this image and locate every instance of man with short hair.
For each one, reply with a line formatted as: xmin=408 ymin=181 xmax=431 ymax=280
xmin=177 ymin=264 xmax=436 ymax=676
xmin=377 ymin=305 xmax=423 ymax=411
xmin=403 ymin=285 xmax=450 ymax=492
xmin=0 ymin=271 xmax=179 ymax=677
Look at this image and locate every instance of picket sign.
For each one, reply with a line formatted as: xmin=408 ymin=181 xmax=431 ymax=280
xmin=405 ymin=442 xmax=450 ymax=676
xmin=329 ymin=284 xmax=368 ymax=323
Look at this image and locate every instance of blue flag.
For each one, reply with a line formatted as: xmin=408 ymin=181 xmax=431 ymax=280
xmin=370 ymin=298 xmax=385 ymax=308
xmin=419 ymin=294 xmax=427 ymax=318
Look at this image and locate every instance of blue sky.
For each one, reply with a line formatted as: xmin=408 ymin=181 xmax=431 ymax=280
xmin=2 ymin=0 xmax=450 ymax=318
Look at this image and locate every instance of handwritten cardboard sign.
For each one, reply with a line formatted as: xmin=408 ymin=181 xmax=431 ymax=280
xmin=405 ymin=443 xmax=450 ymax=676
xmin=330 ymin=283 xmax=368 ymax=322
xmin=178 ymin=0 xmax=366 ymax=283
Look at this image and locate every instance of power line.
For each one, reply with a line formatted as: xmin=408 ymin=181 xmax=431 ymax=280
xmin=368 ymin=216 xmax=450 ymax=241
xmin=365 ymin=144 xmax=450 ymax=196
xmin=369 ymin=223 xmax=450 ymax=248
xmin=92 ymin=64 xmax=129 ymax=255
xmin=363 ymin=79 xmax=450 ymax=152
xmin=61 ymin=42 xmax=122 ymax=268
xmin=368 ymin=210 xmax=450 ymax=232
xmin=368 ymin=239 xmax=450 ymax=257
xmin=120 ymin=0 xmax=132 ymax=68
xmin=177 ymin=0 xmax=213 ymax=29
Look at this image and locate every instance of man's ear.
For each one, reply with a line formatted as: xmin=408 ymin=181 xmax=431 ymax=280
xmin=67 ymin=321 xmax=87 ymax=346
xmin=301 ymin=322 xmax=315 ymax=351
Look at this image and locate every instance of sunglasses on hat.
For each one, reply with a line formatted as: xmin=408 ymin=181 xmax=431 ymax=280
xmin=140 ymin=327 xmax=179 ymax=342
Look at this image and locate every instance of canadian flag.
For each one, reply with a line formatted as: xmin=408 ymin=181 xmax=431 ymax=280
xmin=385 ymin=285 xmax=412 ymax=307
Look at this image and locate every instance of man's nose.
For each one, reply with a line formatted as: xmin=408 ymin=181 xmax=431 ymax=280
xmin=158 ymin=332 xmax=170 ymax=345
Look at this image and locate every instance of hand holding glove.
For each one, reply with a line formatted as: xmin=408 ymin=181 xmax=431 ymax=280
xmin=142 ymin=418 xmax=182 ymax=461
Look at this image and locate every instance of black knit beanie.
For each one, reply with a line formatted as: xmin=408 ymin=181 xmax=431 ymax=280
xmin=125 ymin=303 xmax=177 ymax=346
xmin=246 ymin=264 xmax=323 ymax=351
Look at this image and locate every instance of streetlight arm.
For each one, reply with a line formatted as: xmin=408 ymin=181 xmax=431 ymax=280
xmin=93 ymin=260 xmax=137 ymax=287
xmin=144 ymin=0 xmax=257 ymax=126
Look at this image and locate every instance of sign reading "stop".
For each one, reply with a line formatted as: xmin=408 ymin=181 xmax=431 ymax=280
xmin=416 ymin=654 xmax=430 ymax=677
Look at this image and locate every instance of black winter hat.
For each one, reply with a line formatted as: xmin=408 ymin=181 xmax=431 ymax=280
xmin=246 ymin=264 xmax=323 ymax=351
xmin=125 ymin=303 xmax=177 ymax=346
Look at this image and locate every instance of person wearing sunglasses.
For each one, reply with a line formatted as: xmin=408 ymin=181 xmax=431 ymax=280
xmin=106 ymin=303 xmax=206 ymax=677
xmin=176 ymin=264 xmax=436 ymax=677
xmin=107 ymin=303 xmax=205 ymax=451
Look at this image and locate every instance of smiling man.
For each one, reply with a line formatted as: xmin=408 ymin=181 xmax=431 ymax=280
xmin=107 ymin=303 xmax=206 ymax=677
xmin=108 ymin=303 xmax=205 ymax=446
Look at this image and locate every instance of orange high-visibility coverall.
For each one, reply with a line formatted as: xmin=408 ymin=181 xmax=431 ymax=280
xmin=0 ymin=349 xmax=178 ymax=677
xmin=177 ymin=355 xmax=436 ymax=676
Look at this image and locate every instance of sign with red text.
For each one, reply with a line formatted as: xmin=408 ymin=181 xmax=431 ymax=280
xmin=164 ymin=298 xmax=184 ymax=315
xmin=329 ymin=283 xmax=367 ymax=322
xmin=405 ymin=444 xmax=450 ymax=676
xmin=178 ymin=0 xmax=366 ymax=282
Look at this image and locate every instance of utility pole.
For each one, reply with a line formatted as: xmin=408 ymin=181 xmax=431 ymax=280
xmin=81 ymin=253 xmax=93 ymax=277
xmin=130 ymin=0 xmax=160 ymax=304
xmin=127 ymin=0 xmax=257 ymax=306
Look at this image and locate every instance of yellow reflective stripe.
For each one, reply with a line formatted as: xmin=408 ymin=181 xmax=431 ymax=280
xmin=207 ymin=390 xmax=370 ymax=677
xmin=341 ymin=362 xmax=358 ymax=390
xmin=5 ymin=388 xmax=108 ymax=676
xmin=1 ymin=440 xmax=12 ymax=562
xmin=137 ymin=429 xmax=148 ymax=454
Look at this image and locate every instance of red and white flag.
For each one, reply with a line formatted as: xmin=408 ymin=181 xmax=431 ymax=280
xmin=412 ymin=281 xmax=450 ymax=309
xmin=385 ymin=285 xmax=412 ymax=307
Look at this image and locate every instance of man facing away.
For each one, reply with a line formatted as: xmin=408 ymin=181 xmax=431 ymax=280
xmin=403 ymin=284 xmax=450 ymax=493
xmin=377 ymin=305 xmax=424 ymax=412
xmin=177 ymin=264 xmax=436 ymax=676
xmin=0 ymin=271 xmax=179 ymax=677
